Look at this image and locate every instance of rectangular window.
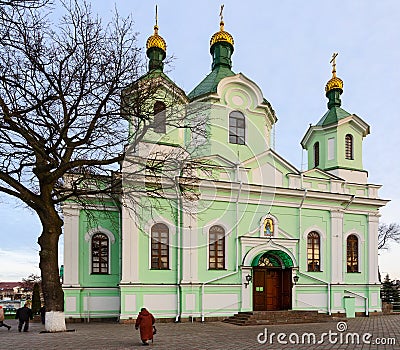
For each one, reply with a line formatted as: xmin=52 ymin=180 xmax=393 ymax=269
xmin=229 ymin=111 xmax=245 ymax=145
xmin=209 ymin=226 xmax=225 ymax=269
xmin=151 ymin=224 xmax=169 ymax=269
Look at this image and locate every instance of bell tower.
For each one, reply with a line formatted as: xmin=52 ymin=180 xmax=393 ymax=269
xmin=301 ymin=54 xmax=370 ymax=183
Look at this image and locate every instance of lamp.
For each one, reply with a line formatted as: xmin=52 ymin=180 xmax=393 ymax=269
xmin=244 ymin=274 xmax=252 ymax=288
xmin=293 ymin=275 xmax=299 ymax=285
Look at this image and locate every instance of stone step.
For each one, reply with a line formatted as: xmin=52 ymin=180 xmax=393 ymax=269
xmin=223 ymin=310 xmax=336 ymax=326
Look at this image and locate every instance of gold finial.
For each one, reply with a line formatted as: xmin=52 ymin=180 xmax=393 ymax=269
xmin=330 ymin=52 xmax=338 ymax=78
xmin=146 ymin=4 xmax=166 ymax=52
xmin=219 ymin=4 xmax=225 ymax=30
xmin=153 ymin=5 xmax=159 ymax=34
xmin=210 ymin=4 xmax=234 ymax=48
xmin=325 ymin=52 xmax=343 ymax=94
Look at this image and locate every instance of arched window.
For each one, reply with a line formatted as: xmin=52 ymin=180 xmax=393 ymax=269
xmin=345 ymin=134 xmax=353 ymax=160
xmin=307 ymin=232 xmax=320 ymax=272
xmin=153 ymin=101 xmax=166 ymax=133
xmin=229 ymin=111 xmax=245 ymax=145
xmin=313 ymin=142 xmax=320 ymax=167
xmin=151 ymin=223 xmax=169 ymax=269
xmin=209 ymin=225 xmax=225 ymax=269
xmin=91 ymin=233 xmax=109 ymax=274
xmin=347 ymin=234 xmax=358 ymax=272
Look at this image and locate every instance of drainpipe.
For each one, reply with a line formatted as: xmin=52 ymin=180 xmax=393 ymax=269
xmin=174 ymin=175 xmax=182 ymax=322
xmin=298 ymin=272 xmax=331 ymax=315
xmin=200 ymin=166 xmax=243 ymax=322
xmin=343 ymin=195 xmax=355 ymax=211
xmin=111 ymin=197 xmax=122 ymax=320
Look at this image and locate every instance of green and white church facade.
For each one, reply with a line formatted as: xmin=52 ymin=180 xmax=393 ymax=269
xmin=62 ymin=13 xmax=388 ymax=322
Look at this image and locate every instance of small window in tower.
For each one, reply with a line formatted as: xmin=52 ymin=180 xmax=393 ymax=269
xmin=345 ymin=134 xmax=353 ymax=160
xmin=153 ymin=101 xmax=166 ymax=133
xmin=314 ymin=142 xmax=320 ymax=167
xmin=229 ymin=111 xmax=245 ymax=145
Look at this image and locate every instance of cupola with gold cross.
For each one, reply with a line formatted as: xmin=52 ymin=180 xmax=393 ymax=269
xmin=301 ymin=54 xmax=370 ymax=183
xmin=146 ymin=6 xmax=166 ymax=72
xmin=210 ymin=4 xmax=234 ymax=70
xmin=188 ymin=5 xmax=236 ymax=100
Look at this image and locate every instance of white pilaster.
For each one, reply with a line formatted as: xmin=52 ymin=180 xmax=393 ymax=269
xmin=330 ymin=210 xmax=343 ymax=283
xmin=120 ymin=205 xmax=139 ymax=283
xmin=241 ymin=267 xmax=252 ymax=311
xmin=368 ymin=214 xmax=380 ymax=284
xmin=181 ymin=201 xmax=198 ymax=283
xmin=62 ymin=206 xmax=80 ymax=286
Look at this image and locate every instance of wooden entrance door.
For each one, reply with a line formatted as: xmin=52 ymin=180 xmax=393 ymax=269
xmin=253 ymin=267 xmax=292 ymax=311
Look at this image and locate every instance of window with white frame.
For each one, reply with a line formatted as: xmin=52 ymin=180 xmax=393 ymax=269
xmin=209 ymin=225 xmax=225 ymax=269
xmin=91 ymin=233 xmax=109 ymax=274
xmin=151 ymin=223 xmax=169 ymax=269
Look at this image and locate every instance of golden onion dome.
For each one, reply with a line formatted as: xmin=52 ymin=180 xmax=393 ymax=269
xmin=146 ymin=25 xmax=166 ymax=52
xmin=325 ymin=53 xmax=343 ymax=93
xmin=210 ymin=20 xmax=234 ymax=48
xmin=325 ymin=76 xmax=343 ymax=93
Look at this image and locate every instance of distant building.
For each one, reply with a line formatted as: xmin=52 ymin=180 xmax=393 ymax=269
xmin=0 ymin=282 xmax=32 ymax=301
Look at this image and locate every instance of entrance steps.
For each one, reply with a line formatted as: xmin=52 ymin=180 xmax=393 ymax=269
xmin=222 ymin=310 xmax=334 ymax=326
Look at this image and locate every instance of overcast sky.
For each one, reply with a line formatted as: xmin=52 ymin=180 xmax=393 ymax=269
xmin=0 ymin=0 xmax=399 ymax=281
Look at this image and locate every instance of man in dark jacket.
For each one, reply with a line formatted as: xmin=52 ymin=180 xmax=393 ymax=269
xmin=15 ymin=301 xmax=33 ymax=332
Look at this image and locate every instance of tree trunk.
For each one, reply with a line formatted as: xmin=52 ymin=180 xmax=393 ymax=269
xmin=38 ymin=208 xmax=66 ymax=332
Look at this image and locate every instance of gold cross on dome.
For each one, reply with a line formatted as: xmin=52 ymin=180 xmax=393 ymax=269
xmin=219 ymin=4 xmax=224 ymax=22
xmin=330 ymin=52 xmax=338 ymax=77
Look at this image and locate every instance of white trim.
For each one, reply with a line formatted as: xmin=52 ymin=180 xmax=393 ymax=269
xmin=343 ymin=229 xmax=365 ymax=244
xmin=85 ymin=227 xmax=116 ymax=275
xmin=63 ymin=207 xmax=80 ymax=286
xmin=242 ymin=239 xmax=298 ymax=267
xmin=259 ymin=214 xmax=279 ymax=238
xmin=144 ymin=216 xmax=175 ymax=235
xmin=85 ymin=226 xmax=116 ymax=244
xmin=302 ymin=226 xmax=327 ymax=241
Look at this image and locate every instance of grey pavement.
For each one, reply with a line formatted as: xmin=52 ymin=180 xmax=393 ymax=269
xmin=0 ymin=315 xmax=399 ymax=350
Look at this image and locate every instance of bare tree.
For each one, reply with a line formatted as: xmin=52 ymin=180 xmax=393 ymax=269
xmin=378 ymin=222 xmax=400 ymax=250
xmin=0 ymin=0 xmax=203 ymax=331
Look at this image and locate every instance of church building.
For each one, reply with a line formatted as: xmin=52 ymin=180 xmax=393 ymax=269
xmin=62 ymin=9 xmax=388 ymax=322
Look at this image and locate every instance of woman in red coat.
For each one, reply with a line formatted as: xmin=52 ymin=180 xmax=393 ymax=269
xmin=135 ymin=308 xmax=155 ymax=346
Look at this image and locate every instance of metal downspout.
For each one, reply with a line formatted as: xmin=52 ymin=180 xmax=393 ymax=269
xmin=175 ymin=176 xmax=182 ymax=322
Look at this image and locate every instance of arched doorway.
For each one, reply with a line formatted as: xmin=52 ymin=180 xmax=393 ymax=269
xmin=252 ymin=250 xmax=293 ymax=311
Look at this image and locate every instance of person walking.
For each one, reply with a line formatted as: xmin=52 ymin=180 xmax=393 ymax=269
xmin=15 ymin=301 xmax=33 ymax=332
xmin=40 ymin=305 xmax=46 ymax=325
xmin=135 ymin=307 xmax=155 ymax=346
xmin=0 ymin=305 xmax=11 ymax=330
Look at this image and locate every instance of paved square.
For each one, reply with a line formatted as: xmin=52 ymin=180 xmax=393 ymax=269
xmin=0 ymin=315 xmax=398 ymax=349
